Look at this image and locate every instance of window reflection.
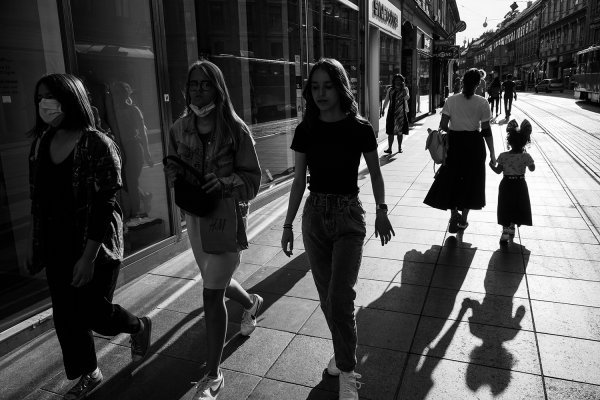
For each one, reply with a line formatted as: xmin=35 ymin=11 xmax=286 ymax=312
xmin=71 ymin=0 xmax=171 ymax=256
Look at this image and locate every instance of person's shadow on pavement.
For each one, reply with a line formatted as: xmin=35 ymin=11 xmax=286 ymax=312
xmin=463 ymin=246 xmax=530 ymax=396
xmin=82 ymin=253 xmax=315 ymax=400
xmin=396 ymin=235 xmax=476 ymax=400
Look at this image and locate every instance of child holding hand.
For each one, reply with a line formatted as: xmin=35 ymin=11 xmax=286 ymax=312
xmin=489 ymin=119 xmax=535 ymax=243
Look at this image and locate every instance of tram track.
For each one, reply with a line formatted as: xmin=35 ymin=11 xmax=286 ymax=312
xmin=513 ymin=99 xmax=600 ymax=243
xmin=514 ymin=99 xmax=600 ymax=184
xmin=523 ymin=95 xmax=600 ymax=135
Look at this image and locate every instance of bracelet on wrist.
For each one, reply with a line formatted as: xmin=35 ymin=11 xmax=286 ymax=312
xmin=283 ymin=223 xmax=293 ymax=230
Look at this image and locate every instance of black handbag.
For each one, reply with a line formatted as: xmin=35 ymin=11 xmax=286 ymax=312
xmin=163 ymin=155 xmax=219 ymax=217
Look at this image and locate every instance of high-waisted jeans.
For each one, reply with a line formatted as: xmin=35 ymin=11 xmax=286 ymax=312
xmin=302 ymin=192 xmax=366 ymax=372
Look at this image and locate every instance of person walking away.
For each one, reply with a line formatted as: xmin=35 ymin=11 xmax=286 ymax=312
xmin=488 ymin=76 xmax=502 ymax=118
xmin=424 ymin=68 xmax=496 ymax=234
xmin=475 ymin=69 xmax=487 ymax=97
xmin=281 ymin=58 xmax=395 ymax=400
xmin=501 ymin=74 xmax=517 ymax=118
xmin=26 ymin=74 xmax=152 ymax=400
xmin=163 ymin=60 xmax=262 ymax=400
xmin=381 ymin=74 xmax=410 ymax=154
xmin=489 ymin=119 xmax=535 ymax=243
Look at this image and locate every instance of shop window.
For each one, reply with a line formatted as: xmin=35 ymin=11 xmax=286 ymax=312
xmin=71 ymin=0 xmax=172 ymax=255
xmin=0 ymin=0 xmax=65 ymax=331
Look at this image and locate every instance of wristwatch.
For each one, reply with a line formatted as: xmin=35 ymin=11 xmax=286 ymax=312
xmin=376 ymin=203 xmax=388 ymax=211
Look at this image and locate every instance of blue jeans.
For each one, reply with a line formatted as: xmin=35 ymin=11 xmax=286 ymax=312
xmin=302 ymin=192 xmax=367 ymax=372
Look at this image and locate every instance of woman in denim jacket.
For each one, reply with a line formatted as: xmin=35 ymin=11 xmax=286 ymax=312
xmin=280 ymin=58 xmax=395 ymax=400
xmin=164 ymin=60 xmax=262 ymax=400
xmin=27 ymin=74 xmax=151 ymax=400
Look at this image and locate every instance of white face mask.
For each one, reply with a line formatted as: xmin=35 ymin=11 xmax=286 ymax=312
xmin=189 ymin=102 xmax=215 ymax=118
xmin=39 ymin=98 xmax=64 ymax=126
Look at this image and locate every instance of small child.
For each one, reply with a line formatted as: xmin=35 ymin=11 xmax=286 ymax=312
xmin=489 ymin=119 xmax=535 ymax=243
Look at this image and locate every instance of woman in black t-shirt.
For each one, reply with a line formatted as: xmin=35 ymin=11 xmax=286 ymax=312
xmin=280 ymin=58 xmax=394 ymax=399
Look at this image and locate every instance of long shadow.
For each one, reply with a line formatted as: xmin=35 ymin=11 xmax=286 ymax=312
xmin=304 ymin=236 xmax=474 ymax=399
xmin=463 ymin=245 xmax=530 ymax=396
xmin=395 ymin=236 xmax=476 ymax=400
xmin=574 ymin=100 xmax=600 ymax=113
xmin=68 ymin=252 xmax=313 ymax=399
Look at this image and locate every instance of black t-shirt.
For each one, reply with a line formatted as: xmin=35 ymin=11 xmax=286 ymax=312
xmin=291 ymin=116 xmax=377 ymax=194
xmin=502 ymin=80 xmax=516 ymax=95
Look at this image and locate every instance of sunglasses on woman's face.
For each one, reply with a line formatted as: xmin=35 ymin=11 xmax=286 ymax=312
xmin=189 ymin=80 xmax=213 ymax=91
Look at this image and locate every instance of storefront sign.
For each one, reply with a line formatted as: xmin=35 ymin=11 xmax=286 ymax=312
xmin=369 ymin=0 xmax=401 ymax=40
xmin=433 ymin=45 xmax=459 ymax=59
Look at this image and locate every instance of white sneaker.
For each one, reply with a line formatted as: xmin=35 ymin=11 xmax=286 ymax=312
xmin=327 ymin=355 xmax=340 ymax=376
xmin=339 ymin=370 xmax=362 ymax=400
xmin=240 ymin=294 xmax=263 ymax=336
xmin=192 ymin=371 xmax=224 ymax=400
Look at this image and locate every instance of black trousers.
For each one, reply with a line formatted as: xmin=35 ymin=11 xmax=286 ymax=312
xmin=504 ymin=96 xmax=513 ymax=116
xmin=46 ymin=259 xmax=140 ymax=380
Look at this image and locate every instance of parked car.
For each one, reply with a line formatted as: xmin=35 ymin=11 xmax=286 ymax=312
xmin=535 ymin=78 xmax=564 ymax=93
xmin=514 ymin=80 xmax=525 ymax=91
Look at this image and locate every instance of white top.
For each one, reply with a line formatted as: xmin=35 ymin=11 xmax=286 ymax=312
xmin=442 ymin=93 xmax=491 ymax=131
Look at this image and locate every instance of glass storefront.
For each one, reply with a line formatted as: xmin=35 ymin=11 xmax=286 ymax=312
xmin=0 ymin=1 xmax=65 ymax=331
xmin=71 ymin=0 xmax=172 ymax=254
xmin=416 ymin=29 xmax=432 ymax=117
xmin=379 ymin=31 xmax=402 ymax=109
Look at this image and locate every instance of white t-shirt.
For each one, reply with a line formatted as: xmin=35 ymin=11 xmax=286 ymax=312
xmin=442 ymin=93 xmax=491 ymax=131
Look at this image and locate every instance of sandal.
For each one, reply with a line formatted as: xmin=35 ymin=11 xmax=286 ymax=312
xmin=448 ymin=214 xmax=460 ymax=234
xmin=457 ymin=221 xmax=469 ymax=230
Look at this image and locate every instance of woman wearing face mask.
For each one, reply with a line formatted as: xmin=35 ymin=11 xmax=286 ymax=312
xmin=27 ymin=74 xmax=152 ymax=400
xmin=380 ymin=74 xmax=410 ymax=154
xmin=163 ymin=60 xmax=262 ymax=400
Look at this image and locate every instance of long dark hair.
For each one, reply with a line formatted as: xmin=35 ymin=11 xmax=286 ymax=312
xmin=302 ymin=58 xmax=361 ymax=125
xmin=462 ymin=68 xmax=481 ymax=99
xmin=184 ymin=60 xmax=250 ymax=150
xmin=31 ymin=74 xmax=95 ymax=137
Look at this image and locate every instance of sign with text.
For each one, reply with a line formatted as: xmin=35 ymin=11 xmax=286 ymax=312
xmin=433 ymin=45 xmax=459 ymax=59
xmin=434 ymin=39 xmax=455 ymax=47
xmin=369 ymin=0 xmax=402 ymax=40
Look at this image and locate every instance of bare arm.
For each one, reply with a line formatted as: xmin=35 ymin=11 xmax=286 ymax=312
xmin=489 ymin=161 xmax=503 ymax=174
xmin=281 ymin=151 xmax=307 ymax=256
xmin=364 ymin=150 xmax=395 ymax=245
xmin=439 ymin=114 xmax=450 ymax=131
xmin=481 ymin=120 xmax=496 ymax=165
xmin=381 ymin=88 xmax=391 ymax=116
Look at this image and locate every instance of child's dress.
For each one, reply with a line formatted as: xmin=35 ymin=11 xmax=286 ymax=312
xmin=496 ymin=151 xmax=534 ymax=226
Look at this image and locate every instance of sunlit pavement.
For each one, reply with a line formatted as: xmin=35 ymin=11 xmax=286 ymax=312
xmin=2 ymin=97 xmax=600 ymax=399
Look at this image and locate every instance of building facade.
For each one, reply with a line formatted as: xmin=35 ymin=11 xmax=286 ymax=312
xmin=458 ymin=0 xmax=596 ymax=88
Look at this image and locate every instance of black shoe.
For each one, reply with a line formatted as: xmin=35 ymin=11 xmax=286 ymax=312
xmin=384 ymin=148 xmax=392 ymax=154
xmin=448 ymin=214 xmax=460 ymax=234
xmin=398 ymin=148 xmax=403 ymax=153
xmin=65 ymin=369 xmax=103 ymax=400
xmin=131 ymin=316 xmax=152 ymax=362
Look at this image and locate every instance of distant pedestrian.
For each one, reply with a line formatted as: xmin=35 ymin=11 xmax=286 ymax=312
xmin=164 ymin=60 xmax=262 ymax=400
xmin=453 ymin=76 xmax=462 ymax=94
xmin=381 ymin=74 xmax=410 ymax=154
xmin=27 ymin=74 xmax=152 ymax=400
xmin=488 ymin=76 xmax=502 ymax=117
xmin=475 ymin=69 xmax=487 ymax=97
xmin=281 ymin=58 xmax=394 ymax=400
xmin=489 ymin=119 xmax=535 ymax=244
xmin=424 ymin=68 xmax=496 ymax=234
xmin=501 ymin=74 xmax=517 ymax=118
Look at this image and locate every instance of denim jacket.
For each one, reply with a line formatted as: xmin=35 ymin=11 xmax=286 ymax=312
xmin=168 ymin=114 xmax=262 ymax=245
xmin=29 ymin=129 xmax=124 ymax=272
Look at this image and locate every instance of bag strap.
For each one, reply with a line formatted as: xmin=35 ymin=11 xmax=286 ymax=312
xmin=163 ymin=155 xmax=204 ymax=182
